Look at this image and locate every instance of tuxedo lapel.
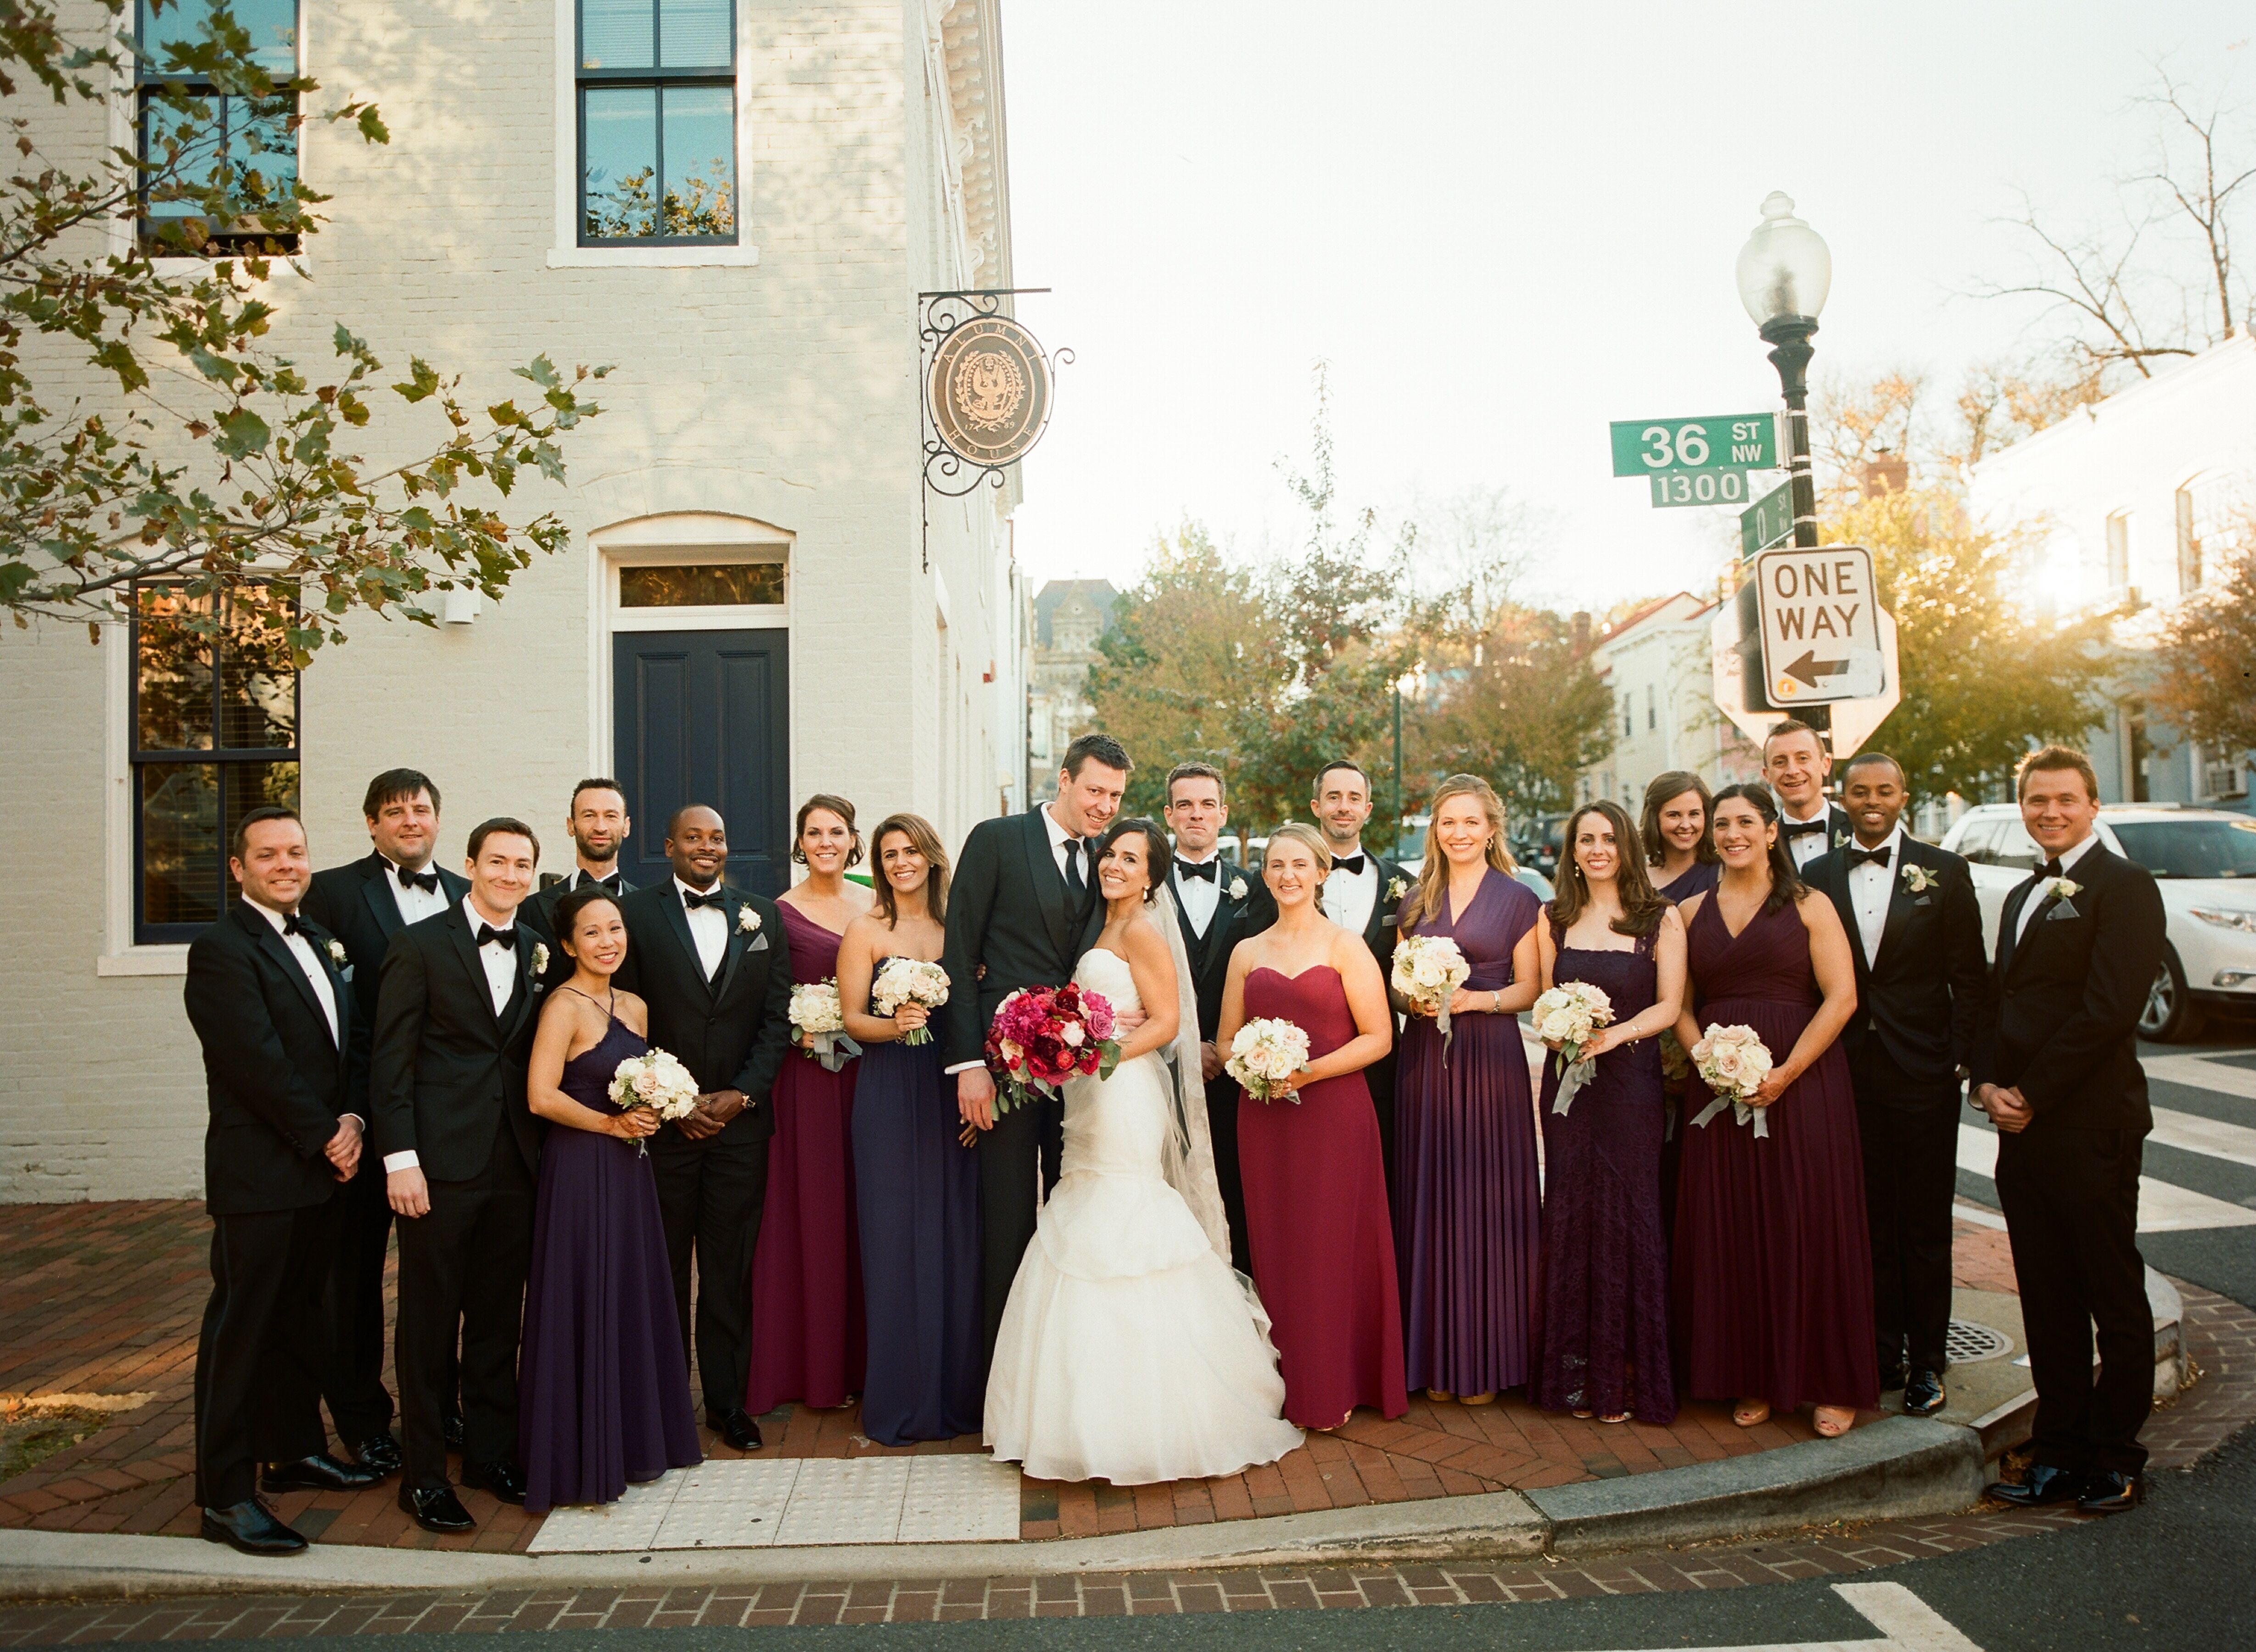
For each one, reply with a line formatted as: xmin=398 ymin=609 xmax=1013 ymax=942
xmin=715 ymin=890 xmax=754 ymax=1000
xmin=1362 ymin=856 xmax=1397 ymax=950
xmin=442 ymin=908 xmax=503 ymax=1028
xmin=359 ymin=857 xmax=405 ymax=943
xmin=1818 ymin=859 xmax=1867 ymax=972
xmin=1020 ymin=809 xmax=1077 ymax=964
xmin=659 ymin=884 xmax=719 ymax=998
xmin=241 ymin=904 xmax=336 ymax=1046
xmin=1997 ymin=878 xmax=2041 ymax=977
xmin=497 ymin=929 xmax=541 ymax=1044
xmin=1870 ymin=847 xmax=1921 ymax=969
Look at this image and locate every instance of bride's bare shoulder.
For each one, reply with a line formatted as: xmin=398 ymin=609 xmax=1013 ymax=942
xmin=1122 ymin=912 xmax=1172 ymax=966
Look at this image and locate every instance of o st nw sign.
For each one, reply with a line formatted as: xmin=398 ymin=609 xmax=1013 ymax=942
xmin=1751 ymin=543 xmax=1886 ymax=705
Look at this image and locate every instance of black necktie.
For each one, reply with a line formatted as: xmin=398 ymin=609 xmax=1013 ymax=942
xmin=1062 ymin=838 xmax=1086 ymax=897
xmin=682 ymin=887 xmax=724 ymax=910
xmin=1176 ymin=858 xmax=1217 ymax=883
xmin=476 ymin=924 xmax=516 ymax=950
xmin=1845 ymin=844 xmax=1892 ymax=870
xmin=1782 ymin=818 xmax=1828 ymax=840
xmin=397 ymin=865 xmax=440 ymax=893
xmin=1332 ymin=853 xmax=1367 ymax=877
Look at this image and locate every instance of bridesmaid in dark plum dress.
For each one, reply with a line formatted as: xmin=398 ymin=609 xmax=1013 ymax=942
xmin=839 ymin=815 xmax=983 ymax=1446
xmin=1671 ymin=783 xmax=1878 ymax=1438
xmin=1644 ymin=770 xmax=1721 ymax=1230
xmin=1392 ymin=775 xmax=1543 ymax=1404
xmin=747 ymin=798 xmax=872 ymax=1417
xmin=1530 ymin=802 xmax=1686 ymax=1425
xmin=520 ymin=887 xmax=701 ymax=1514
xmin=1219 ymin=823 xmax=1406 ymax=1429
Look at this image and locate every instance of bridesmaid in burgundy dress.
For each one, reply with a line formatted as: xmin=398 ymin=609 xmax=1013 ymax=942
xmin=1645 ymin=770 xmax=1721 ymax=904
xmin=1393 ymin=775 xmax=1543 ymax=1404
xmin=520 ymin=887 xmax=700 ymax=1513
xmin=1219 ymin=822 xmax=1407 ymax=1429
xmin=1671 ymin=783 xmax=1877 ymax=1438
xmin=746 ymin=797 xmax=873 ymax=1417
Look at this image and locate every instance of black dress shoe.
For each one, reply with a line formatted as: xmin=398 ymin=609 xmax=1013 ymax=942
xmin=1987 ymin=1463 xmax=2086 ymax=1507
xmin=201 ymin=1498 xmax=308 ymax=1556
xmin=705 ymin=1407 xmax=763 ymax=1451
xmin=1881 ymin=1362 xmax=1909 ymax=1392
xmin=1902 ymin=1368 xmax=1946 ymax=1417
xmin=2078 ymin=1471 xmax=2143 ymax=1514
xmin=353 ymin=1432 xmax=403 ymax=1475
xmin=262 ymin=1451 xmax=385 ymax=1494
xmin=460 ymin=1458 xmax=527 ymax=1505
xmin=442 ymin=1412 xmax=466 ymax=1451
xmin=399 ymin=1483 xmax=476 ymax=1534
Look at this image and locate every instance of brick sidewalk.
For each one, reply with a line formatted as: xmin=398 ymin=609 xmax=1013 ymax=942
xmin=2 ymin=1202 xmax=2015 ymax=1554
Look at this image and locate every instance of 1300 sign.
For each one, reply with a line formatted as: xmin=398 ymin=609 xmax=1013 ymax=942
xmin=1609 ymin=413 xmax=1778 ymax=477
xmin=1650 ymin=471 xmax=1752 ymax=508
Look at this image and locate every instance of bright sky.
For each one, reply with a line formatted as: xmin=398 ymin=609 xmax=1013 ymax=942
xmin=1001 ymin=2 xmax=2250 ymax=610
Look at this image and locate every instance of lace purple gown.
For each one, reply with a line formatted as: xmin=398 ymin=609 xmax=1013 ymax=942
xmin=519 ymin=1014 xmax=701 ymax=1514
xmin=1530 ymin=918 xmax=1676 ymax=1423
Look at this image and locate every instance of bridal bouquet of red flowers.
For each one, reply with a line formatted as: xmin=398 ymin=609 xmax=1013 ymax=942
xmin=984 ymin=982 xmax=1121 ymax=1116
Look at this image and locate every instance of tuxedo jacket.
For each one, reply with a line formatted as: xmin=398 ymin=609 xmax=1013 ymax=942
xmin=609 ymin=881 xmax=794 ymax=1143
xmin=1804 ymin=835 xmax=1986 ymax=1091
xmin=183 ymin=901 xmax=355 ymax=1217
xmin=519 ymin=871 xmax=638 ymax=988
xmin=301 ymin=851 xmax=470 ymax=1108
xmin=1349 ymin=853 xmax=1411 ymax=982
xmin=1172 ymin=858 xmax=1277 ymax=1041
xmin=1782 ymin=803 xmax=1856 ymax=863
xmin=367 ymin=904 xmax=546 ymax=1182
xmin=940 ymin=806 xmax=1101 ymax=1069
xmin=1971 ymin=841 xmax=2166 ymax=1133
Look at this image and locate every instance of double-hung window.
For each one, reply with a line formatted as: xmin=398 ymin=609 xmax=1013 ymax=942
xmin=135 ymin=0 xmax=301 ymax=253
xmin=131 ymin=586 xmax=301 ymax=943
xmin=577 ymin=0 xmax=738 ymax=246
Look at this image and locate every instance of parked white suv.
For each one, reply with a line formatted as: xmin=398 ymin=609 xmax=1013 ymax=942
xmin=1938 ymin=803 xmax=2256 ymax=1041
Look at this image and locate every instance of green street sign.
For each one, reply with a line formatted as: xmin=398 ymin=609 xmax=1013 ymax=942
xmin=1650 ymin=471 xmax=1754 ymax=508
xmin=1611 ymin=414 xmax=1779 ymax=477
xmin=1740 ymin=481 xmax=1794 ymax=555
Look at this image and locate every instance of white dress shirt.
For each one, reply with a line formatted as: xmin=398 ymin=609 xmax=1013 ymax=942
xmin=1781 ymin=803 xmax=1835 ymax=870
xmin=247 ymin=898 xmax=343 ymax=1049
xmin=1323 ymin=847 xmax=1379 ymax=936
xmin=2011 ymin=830 xmax=2100 ymax=949
xmin=1040 ymin=802 xmax=1088 ymax=890
xmin=1846 ymin=824 xmax=1905 ymax=966
xmin=676 ymin=877 xmax=729 ymax=978
xmin=465 ymin=895 xmax=521 ymax=1018
xmin=1172 ymin=848 xmax=1224 ymax=938
xmin=384 ymin=856 xmax=451 ymax=926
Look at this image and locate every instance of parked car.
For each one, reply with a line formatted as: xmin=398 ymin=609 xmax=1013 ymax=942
xmin=1510 ymin=813 xmax=1571 ymax=883
xmin=1938 ymin=803 xmax=2256 ymax=1041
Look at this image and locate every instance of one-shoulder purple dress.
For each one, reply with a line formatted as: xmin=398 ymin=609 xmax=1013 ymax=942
xmin=519 ymin=1014 xmax=701 ymax=1513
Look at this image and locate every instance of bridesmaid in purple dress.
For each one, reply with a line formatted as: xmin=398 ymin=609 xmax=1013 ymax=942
xmin=1393 ymin=775 xmax=1542 ymax=1405
xmin=1531 ymin=801 xmax=1685 ymax=1425
xmin=520 ymin=887 xmax=701 ymax=1514
xmin=1671 ymin=783 xmax=1877 ymax=1438
xmin=747 ymin=797 xmax=872 ymax=1417
xmin=1645 ymin=770 xmax=1722 ymax=904
xmin=1219 ymin=823 xmax=1407 ymax=1429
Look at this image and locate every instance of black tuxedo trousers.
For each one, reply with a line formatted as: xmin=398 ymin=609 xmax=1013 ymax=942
xmin=1848 ymin=1041 xmax=1959 ymax=1374
xmin=193 ymin=1200 xmax=339 ymax=1507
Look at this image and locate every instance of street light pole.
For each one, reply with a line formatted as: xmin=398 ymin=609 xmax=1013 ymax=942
xmin=1762 ymin=317 xmax=1819 ymax=552
xmin=1392 ymin=679 xmax=1405 ymax=858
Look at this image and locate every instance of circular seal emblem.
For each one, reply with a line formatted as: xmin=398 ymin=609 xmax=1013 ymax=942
xmin=929 ymin=315 xmax=1052 ymax=468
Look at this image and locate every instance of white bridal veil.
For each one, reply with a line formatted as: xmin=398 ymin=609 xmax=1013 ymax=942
xmin=1145 ymin=884 xmax=1234 ymax=1264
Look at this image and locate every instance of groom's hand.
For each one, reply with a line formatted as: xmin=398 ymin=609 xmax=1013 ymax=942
xmin=957 ymin=1067 xmax=996 ymax=1132
xmin=1115 ymin=1008 xmax=1148 ymax=1034
xmin=1200 ymin=1041 xmax=1223 ymax=1083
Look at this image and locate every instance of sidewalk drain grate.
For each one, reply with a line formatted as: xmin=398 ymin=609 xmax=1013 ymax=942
xmin=1945 ymin=1319 xmax=2013 ymax=1364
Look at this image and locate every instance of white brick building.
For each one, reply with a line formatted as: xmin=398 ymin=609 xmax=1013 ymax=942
xmin=0 ymin=0 xmax=1034 ymax=1200
xmin=1578 ymin=592 xmax=1760 ymax=812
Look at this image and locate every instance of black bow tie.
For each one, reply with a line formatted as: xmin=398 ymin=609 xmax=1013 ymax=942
xmin=283 ymin=913 xmax=309 ymax=937
xmin=2031 ymin=858 xmax=2065 ymax=883
xmin=1845 ymin=844 xmax=1892 ymax=870
xmin=581 ymin=871 xmax=623 ymax=894
xmin=682 ymin=886 xmax=725 ymax=910
xmin=396 ymin=865 xmax=440 ymax=893
xmin=1176 ymin=858 xmax=1218 ymax=883
xmin=1782 ymin=818 xmax=1829 ymax=839
xmin=476 ymin=924 xmax=516 ymax=950
xmin=1332 ymin=853 xmax=1367 ymax=877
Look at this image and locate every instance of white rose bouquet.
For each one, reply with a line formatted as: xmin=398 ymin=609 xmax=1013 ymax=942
xmin=1392 ymin=934 xmax=1472 ymax=1043
xmin=871 ymin=957 xmax=951 ymax=1045
xmin=1531 ymin=981 xmax=1614 ymax=1115
xmin=1226 ymin=1016 xmax=1311 ymax=1103
xmin=789 ymin=980 xmax=859 ymax=1072
xmin=1689 ymin=1022 xmax=1775 ymax=1138
xmin=608 ymin=1046 xmax=699 ymax=1157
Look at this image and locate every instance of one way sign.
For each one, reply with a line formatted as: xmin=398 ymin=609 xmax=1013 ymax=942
xmin=1751 ymin=544 xmax=1888 ymax=704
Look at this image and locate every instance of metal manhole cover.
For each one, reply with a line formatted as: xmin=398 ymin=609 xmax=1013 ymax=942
xmin=1946 ymin=1319 xmax=2012 ymax=1364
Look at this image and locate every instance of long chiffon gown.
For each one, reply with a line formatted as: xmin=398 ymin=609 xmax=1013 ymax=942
xmin=1655 ymin=861 xmax=1718 ymax=1237
xmin=1238 ymin=965 xmax=1408 ymax=1427
xmin=1394 ymin=869 xmax=1543 ymax=1398
xmin=746 ymin=903 xmax=865 ymax=1415
xmin=518 ymin=1015 xmax=701 ymax=1513
xmin=851 ymin=975 xmax=984 ymax=1446
xmin=1673 ymin=895 xmax=1880 ymax=1414
xmin=1531 ymin=918 xmax=1676 ymax=1423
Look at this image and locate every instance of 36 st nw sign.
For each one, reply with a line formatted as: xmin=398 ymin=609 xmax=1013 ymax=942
xmin=1750 ymin=543 xmax=1888 ymax=704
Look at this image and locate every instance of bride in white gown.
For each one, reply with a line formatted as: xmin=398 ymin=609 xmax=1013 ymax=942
xmin=984 ymin=819 xmax=1303 ymax=1485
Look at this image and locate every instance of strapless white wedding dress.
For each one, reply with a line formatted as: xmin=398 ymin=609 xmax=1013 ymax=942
xmin=983 ymin=948 xmax=1302 ymax=1484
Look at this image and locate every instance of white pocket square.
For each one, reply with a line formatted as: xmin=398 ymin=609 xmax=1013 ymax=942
xmin=2045 ymin=902 xmax=2081 ymax=922
xmin=749 ymin=933 xmax=771 ymax=952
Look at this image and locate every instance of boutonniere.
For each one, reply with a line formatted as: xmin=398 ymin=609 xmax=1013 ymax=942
xmin=1386 ymin=875 xmax=1408 ymax=900
xmin=529 ymin=942 xmax=549 ymax=976
xmin=324 ymin=938 xmax=348 ymax=968
xmin=1228 ymin=876 xmax=1247 ymax=901
xmin=1902 ymin=865 xmax=1937 ymax=893
xmin=2048 ymin=877 xmax=2081 ymax=903
xmin=738 ymin=905 xmax=760 ymax=934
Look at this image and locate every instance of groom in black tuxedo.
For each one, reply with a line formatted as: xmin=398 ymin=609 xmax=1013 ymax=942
xmin=299 ymin=768 xmax=466 ymax=1474
xmin=1311 ymin=759 xmax=1411 ymax=1200
xmin=184 ymin=808 xmax=385 ymax=1556
xmin=609 ymin=804 xmax=794 ymax=1452
xmin=1975 ymin=746 xmax=2166 ymax=1516
xmin=1163 ymin=761 xmax=1275 ymax=1272
xmin=942 ymin=732 xmax=1132 ymax=1361
xmin=1803 ymin=751 xmax=1985 ymax=1417
xmin=369 ymin=819 xmax=548 ymax=1533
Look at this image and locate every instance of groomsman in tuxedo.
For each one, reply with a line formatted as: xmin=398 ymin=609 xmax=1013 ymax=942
xmin=370 ymin=820 xmax=548 ymax=1533
xmin=184 ymin=808 xmax=384 ymax=1556
xmin=526 ymin=778 xmax=636 ymax=931
xmin=942 ymin=732 xmax=1131 ymax=1361
xmin=1975 ymin=746 xmax=2166 ymax=1516
xmin=299 ymin=769 xmax=466 ymax=1474
xmin=1803 ymin=752 xmax=1985 ymax=1417
xmin=1310 ymin=759 xmax=1411 ymax=1199
xmin=1763 ymin=719 xmax=1855 ymax=871
xmin=1163 ymin=761 xmax=1276 ymax=1272
xmin=609 ymin=805 xmax=794 ymax=1452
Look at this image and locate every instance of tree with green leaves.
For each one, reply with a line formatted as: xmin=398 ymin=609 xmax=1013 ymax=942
xmin=0 ymin=0 xmax=606 ymax=659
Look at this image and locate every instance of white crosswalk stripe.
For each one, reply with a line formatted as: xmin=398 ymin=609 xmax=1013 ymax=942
xmin=1957 ymin=1123 xmax=2256 ymax=1232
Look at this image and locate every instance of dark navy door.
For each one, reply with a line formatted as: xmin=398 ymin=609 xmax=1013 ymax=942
xmin=613 ymin=629 xmax=790 ymax=896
